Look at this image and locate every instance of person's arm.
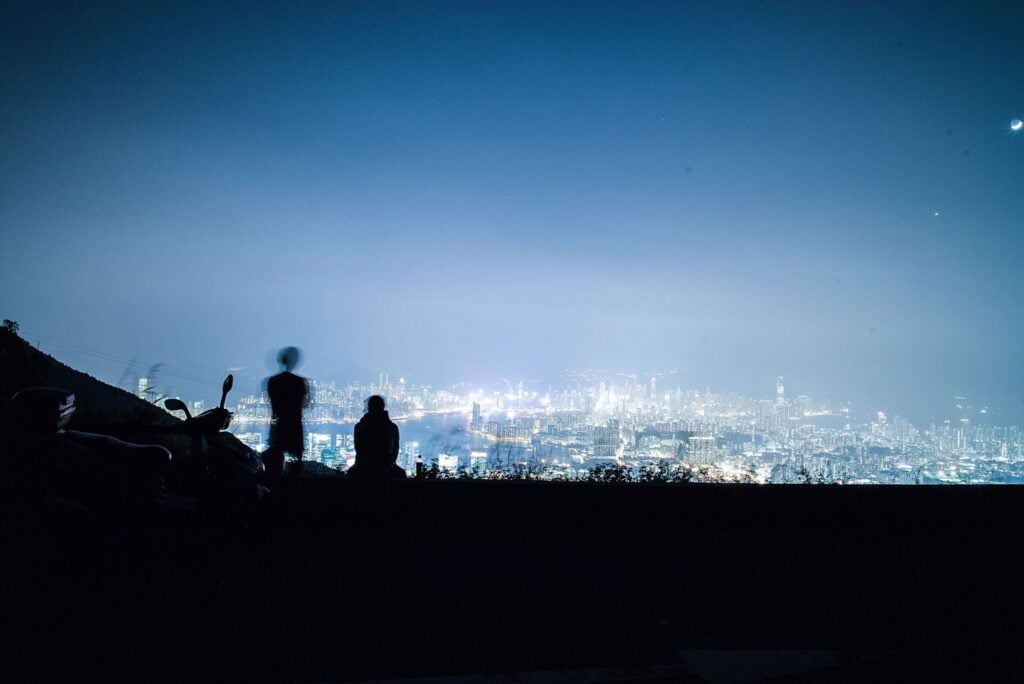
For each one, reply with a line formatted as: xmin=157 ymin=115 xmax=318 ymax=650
xmin=390 ymin=424 xmax=400 ymax=464
xmin=302 ymin=379 xmax=311 ymax=409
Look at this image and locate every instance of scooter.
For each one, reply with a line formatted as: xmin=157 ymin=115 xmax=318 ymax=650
xmin=8 ymin=375 xmax=264 ymax=536
xmin=160 ymin=375 xmax=267 ymax=512
xmin=7 ymin=386 xmax=180 ymax=534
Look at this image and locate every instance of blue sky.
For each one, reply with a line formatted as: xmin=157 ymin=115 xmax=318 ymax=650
xmin=2 ymin=1 xmax=1022 ymax=422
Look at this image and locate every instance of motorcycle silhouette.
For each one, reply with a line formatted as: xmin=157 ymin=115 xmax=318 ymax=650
xmin=8 ymin=374 xmax=265 ymax=536
xmin=159 ymin=374 xmax=267 ymax=513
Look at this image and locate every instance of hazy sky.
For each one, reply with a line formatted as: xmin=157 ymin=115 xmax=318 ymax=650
xmin=2 ymin=1 xmax=1022 ymax=422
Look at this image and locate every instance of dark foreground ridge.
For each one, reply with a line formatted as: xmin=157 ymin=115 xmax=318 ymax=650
xmin=2 ymin=326 xmax=1023 ymax=681
xmin=6 ymin=480 xmax=1024 ymax=681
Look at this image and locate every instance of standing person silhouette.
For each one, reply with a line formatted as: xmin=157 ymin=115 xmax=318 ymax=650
xmin=349 ymin=395 xmax=406 ymax=479
xmin=262 ymin=346 xmax=309 ymax=482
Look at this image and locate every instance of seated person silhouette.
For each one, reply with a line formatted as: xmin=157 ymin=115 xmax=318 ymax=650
xmin=348 ymin=395 xmax=406 ymax=480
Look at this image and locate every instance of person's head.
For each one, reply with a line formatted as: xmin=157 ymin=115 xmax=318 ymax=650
xmin=366 ymin=395 xmax=386 ymax=413
xmin=278 ymin=346 xmax=300 ymax=371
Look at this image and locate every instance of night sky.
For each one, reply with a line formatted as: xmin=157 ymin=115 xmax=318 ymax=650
xmin=2 ymin=1 xmax=1022 ymax=423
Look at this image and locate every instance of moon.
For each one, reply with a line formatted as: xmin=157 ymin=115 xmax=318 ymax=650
xmin=1012 ymin=119 xmax=1023 ymax=131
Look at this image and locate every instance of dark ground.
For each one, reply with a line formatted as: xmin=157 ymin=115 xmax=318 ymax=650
xmin=4 ymin=480 xmax=1023 ymax=682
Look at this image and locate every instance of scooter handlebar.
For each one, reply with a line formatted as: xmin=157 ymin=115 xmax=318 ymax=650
xmin=160 ymin=407 xmax=232 ymax=435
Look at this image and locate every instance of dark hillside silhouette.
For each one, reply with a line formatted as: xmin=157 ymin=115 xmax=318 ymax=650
xmin=0 ymin=324 xmax=177 ymax=440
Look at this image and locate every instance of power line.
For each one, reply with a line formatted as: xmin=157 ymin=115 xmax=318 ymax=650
xmin=22 ymin=329 xmax=262 ymax=396
xmin=29 ymin=333 xmax=222 ymax=385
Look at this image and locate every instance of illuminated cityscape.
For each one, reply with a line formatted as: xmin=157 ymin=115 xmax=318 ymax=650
xmin=221 ymin=372 xmax=1024 ymax=484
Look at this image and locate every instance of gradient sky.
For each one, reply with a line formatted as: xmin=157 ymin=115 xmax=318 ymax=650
xmin=2 ymin=1 xmax=1022 ymax=423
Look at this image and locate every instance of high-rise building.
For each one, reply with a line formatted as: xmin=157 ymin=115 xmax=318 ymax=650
xmin=400 ymin=441 xmax=420 ymax=475
xmin=687 ymin=435 xmax=716 ymax=466
xmin=438 ymin=453 xmax=459 ymax=473
xmin=796 ymin=395 xmax=810 ymax=418
xmin=138 ymin=377 xmax=149 ymax=401
xmin=306 ymin=433 xmax=332 ymax=462
xmin=593 ymin=422 xmax=620 ymax=460
xmin=471 ymin=402 xmax=483 ymax=431
xmin=470 ymin=450 xmax=488 ymax=474
xmin=776 ymin=376 xmax=785 ymax=406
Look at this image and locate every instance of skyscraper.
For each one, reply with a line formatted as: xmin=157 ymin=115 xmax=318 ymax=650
xmin=438 ymin=453 xmax=459 ymax=473
xmin=687 ymin=435 xmax=716 ymax=466
xmin=593 ymin=422 xmax=620 ymax=460
xmin=776 ymin=376 xmax=785 ymax=406
xmin=470 ymin=450 xmax=488 ymax=474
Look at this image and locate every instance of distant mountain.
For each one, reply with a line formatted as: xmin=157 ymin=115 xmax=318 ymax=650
xmin=0 ymin=321 xmax=178 ymax=440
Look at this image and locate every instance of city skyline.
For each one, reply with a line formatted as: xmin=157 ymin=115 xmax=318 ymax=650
xmin=14 ymin=320 xmax=1012 ymax=428
xmin=22 ymin=326 xmax=1008 ymax=429
xmin=5 ymin=316 xmax=1021 ymax=484
xmin=213 ymin=367 xmax=1023 ymax=485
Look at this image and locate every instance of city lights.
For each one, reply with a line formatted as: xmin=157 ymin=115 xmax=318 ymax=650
xmin=224 ymin=371 xmax=1023 ymax=484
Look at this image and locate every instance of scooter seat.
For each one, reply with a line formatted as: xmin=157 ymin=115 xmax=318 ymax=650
xmin=61 ymin=430 xmax=171 ymax=474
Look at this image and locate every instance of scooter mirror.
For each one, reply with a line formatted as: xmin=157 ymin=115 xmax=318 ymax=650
xmin=220 ymin=374 xmax=234 ymax=410
xmin=164 ymin=398 xmax=191 ymax=418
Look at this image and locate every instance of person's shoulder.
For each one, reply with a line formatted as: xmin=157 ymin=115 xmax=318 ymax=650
xmin=282 ymin=371 xmax=306 ymax=385
xmin=269 ymin=372 xmax=306 ymax=392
